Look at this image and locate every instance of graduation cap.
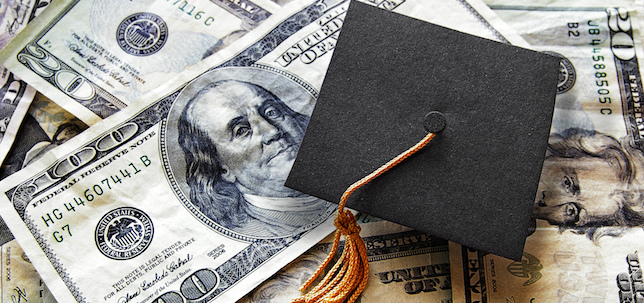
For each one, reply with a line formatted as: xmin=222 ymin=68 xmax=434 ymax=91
xmin=285 ymin=0 xmax=559 ymax=261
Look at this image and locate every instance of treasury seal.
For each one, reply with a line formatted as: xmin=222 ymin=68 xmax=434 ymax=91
xmin=95 ymin=207 xmax=154 ymax=260
xmin=116 ymin=13 xmax=168 ymax=56
xmin=544 ymin=51 xmax=576 ymax=94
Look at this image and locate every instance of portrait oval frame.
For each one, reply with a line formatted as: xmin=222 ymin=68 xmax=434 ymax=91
xmin=160 ymin=65 xmax=332 ymax=241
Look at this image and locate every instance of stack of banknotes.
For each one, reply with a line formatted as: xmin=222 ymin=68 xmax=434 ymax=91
xmin=0 ymin=0 xmax=641 ymax=302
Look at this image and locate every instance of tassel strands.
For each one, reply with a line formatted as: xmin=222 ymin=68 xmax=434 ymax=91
xmin=292 ymin=132 xmax=436 ymax=303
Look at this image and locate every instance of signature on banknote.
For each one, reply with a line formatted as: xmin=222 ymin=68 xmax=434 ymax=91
xmin=117 ymin=290 xmax=140 ymax=303
xmin=3 ymin=4 xmax=27 ymax=36
xmin=11 ymin=286 xmax=27 ymax=303
xmin=0 ymin=0 xmax=51 ymax=49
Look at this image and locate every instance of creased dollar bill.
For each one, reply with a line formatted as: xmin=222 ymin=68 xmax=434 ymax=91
xmin=0 ymin=0 xmax=288 ymax=124
xmin=0 ymin=0 xmax=530 ymax=125
xmin=239 ymin=217 xmax=452 ymax=303
xmin=0 ymin=0 xmax=54 ymax=170
xmin=0 ymin=3 xmax=68 ymax=301
xmin=0 ymin=0 xmax=531 ymax=302
xmin=451 ymin=1 xmax=644 ymax=302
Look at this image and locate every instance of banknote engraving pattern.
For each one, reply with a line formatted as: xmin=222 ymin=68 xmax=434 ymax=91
xmin=94 ymin=207 xmax=154 ymax=260
xmin=221 ymin=1 xmax=334 ymax=67
xmin=23 ymin=211 xmax=86 ymax=302
xmin=505 ymin=252 xmax=542 ymax=286
xmin=16 ymin=44 xmax=121 ymax=118
xmin=456 ymin=0 xmax=507 ymax=43
xmin=240 ymin=224 xmax=452 ymax=302
xmin=210 ymin=0 xmax=271 ymax=27
xmin=608 ymin=8 xmax=644 ymax=150
xmin=7 ymin=61 xmax=337 ymax=301
xmin=450 ymin=5 xmax=644 ymax=300
xmin=0 ymin=0 xmax=536 ymax=301
xmin=116 ymin=13 xmax=169 ymax=57
xmin=544 ymin=51 xmax=577 ymax=94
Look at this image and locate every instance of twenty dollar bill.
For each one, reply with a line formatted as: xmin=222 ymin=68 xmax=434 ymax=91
xmin=452 ymin=1 xmax=644 ymax=302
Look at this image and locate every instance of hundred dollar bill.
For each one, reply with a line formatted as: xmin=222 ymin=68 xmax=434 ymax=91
xmin=137 ymin=0 xmax=531 ymax=118
xmin=0 ymin=239 xmax=56 ymax=302
xmin=0 ymin=0 xmax=52 ymax=50
xmin=239 ymin=217 xmax=452 ymax=303
xmin=0 ymin=0 xmax=85 ymax=249
xmin=0 ymin=0 xmax=284 ymax=124
xmin=0 ymin=0 xmax=530 ymax=302
xmin=0 ymin=65 xmax=36 ymax=168
xmin=451 ymin=1 xmax=644 ymax=302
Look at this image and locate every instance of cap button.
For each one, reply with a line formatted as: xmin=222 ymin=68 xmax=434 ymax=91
xmin=424 ymin=111 xmax=446 ymax=133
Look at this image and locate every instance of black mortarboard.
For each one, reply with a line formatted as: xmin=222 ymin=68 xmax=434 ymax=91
xmin=285 ymin=1 xmax=559 ymax=261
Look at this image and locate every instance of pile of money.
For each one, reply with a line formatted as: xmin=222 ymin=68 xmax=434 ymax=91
xmin=0 ymin=0 xmax=641 ymax=302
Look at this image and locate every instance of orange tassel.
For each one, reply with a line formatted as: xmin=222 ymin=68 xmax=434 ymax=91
xmin=292 ymin=133 xmax=436 ymax=303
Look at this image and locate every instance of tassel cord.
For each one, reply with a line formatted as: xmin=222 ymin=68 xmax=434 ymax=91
xmin=292 ymin=132 xmax=436 ymax=303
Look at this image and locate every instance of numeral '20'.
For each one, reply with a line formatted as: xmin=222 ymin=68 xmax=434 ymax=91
xmin=17 ymin=44 xmax=96 ymax=100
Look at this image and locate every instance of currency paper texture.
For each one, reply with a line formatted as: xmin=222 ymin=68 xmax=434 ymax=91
xmin=0 ymin=92 xmax=87 ymax=303
xmin=0 ymin=0 xmax=529 ymax=126
xmin=451 ymin=1 xmax=644 ymax=302
xmin=239 ymin=218 xmax=452 ymax=303
xmin=450 ymin=231 xmax=644 ymax=303
xmin=0 ymin=0 xmax=282 ymax=124
xmin=0 ymin=0 xmax=530 ymax=302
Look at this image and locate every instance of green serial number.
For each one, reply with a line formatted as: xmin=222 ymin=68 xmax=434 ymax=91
xmin=42 ymin=155 xmax=152 ymax=243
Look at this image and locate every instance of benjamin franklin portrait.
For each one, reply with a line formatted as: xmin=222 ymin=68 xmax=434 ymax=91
xmin=163 ymin=67 xmax=335 ymax=239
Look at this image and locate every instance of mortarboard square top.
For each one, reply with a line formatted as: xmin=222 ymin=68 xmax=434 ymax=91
xmin=285 ymin=0 xmax=560 ymax=261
